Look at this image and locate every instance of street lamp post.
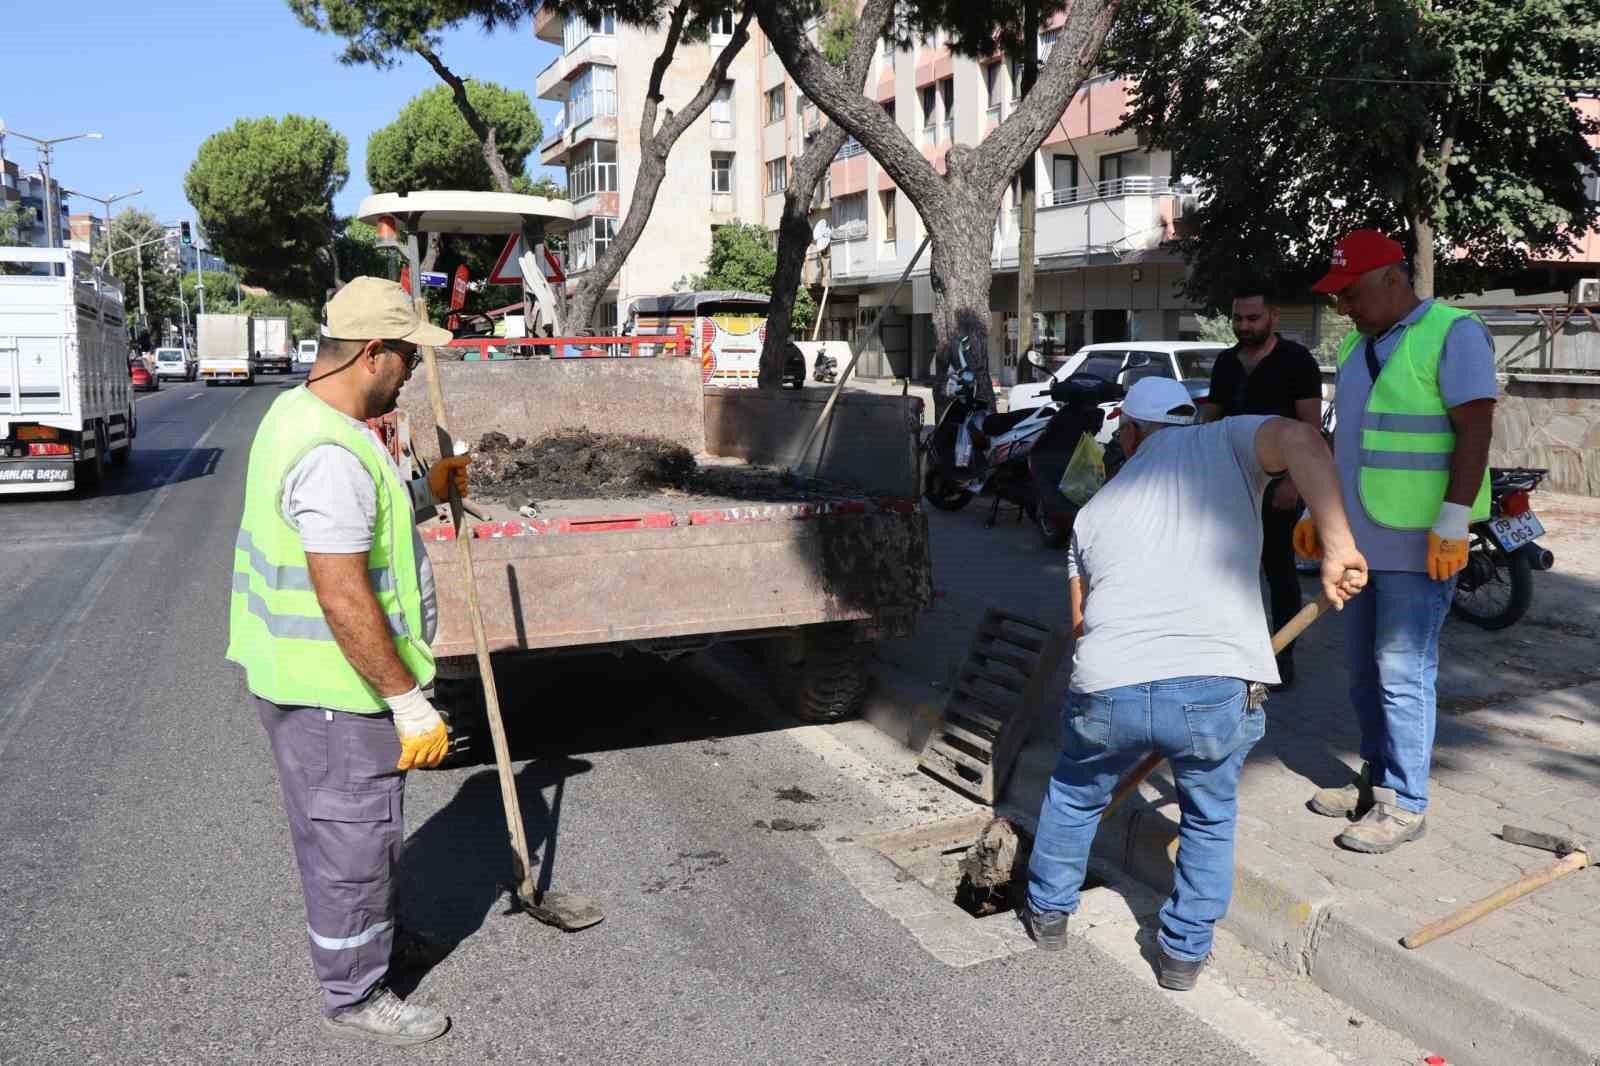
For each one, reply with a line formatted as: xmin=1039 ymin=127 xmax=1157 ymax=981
xmin=61 ymin=185 xmax=141 ymax=276
xmin=0 ymin=122 xmax=103 ymax=275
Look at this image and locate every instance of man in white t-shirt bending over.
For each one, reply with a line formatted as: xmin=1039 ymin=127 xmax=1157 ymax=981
xmin=1022 ymin=377 xmax=1367 ymax=991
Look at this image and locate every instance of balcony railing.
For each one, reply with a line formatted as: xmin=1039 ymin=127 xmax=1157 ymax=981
xmin=985 ymin=102 xmax=1003 ymax=121
xmin=1040 ymin=176 xmax=1183 ymax=207
xmin=835 ymin=138 xmax=867 ymax=161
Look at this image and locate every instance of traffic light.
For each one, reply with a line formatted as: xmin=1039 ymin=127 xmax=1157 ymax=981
xmin=180 ymin=221 xmax=192 ymax=246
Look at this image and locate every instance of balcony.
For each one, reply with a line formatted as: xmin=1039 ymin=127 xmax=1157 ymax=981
xmin=1012 ymin=177 xmax=1184 ymax=263
xmin=534 ymin=6 xmax=564 ymax=43
xmin=536 ymin=35 xmax=617 ymax=100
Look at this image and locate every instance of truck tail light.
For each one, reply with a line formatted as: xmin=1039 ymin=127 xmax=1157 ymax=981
xmin=1502 ymin=490 xmax=1530 ymax=516
xmin=18 ymin=425 xmax=59 ymax=441
xmin=29 ymin=443 xmax=72 ymax=457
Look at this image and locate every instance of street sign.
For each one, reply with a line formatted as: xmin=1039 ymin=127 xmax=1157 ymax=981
xmin=489 ymin=234 xmax=565 ymax=286
xmin=450 ymin=264 xmax=469 ymax=310
xmin=420 ymin=271 xmax=448 ymax=288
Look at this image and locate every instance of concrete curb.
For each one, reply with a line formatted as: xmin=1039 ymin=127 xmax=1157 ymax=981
xmin=1058 ymin=791 xmax=1600 ymax=1066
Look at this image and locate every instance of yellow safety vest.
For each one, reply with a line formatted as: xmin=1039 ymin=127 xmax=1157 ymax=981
xmin=225 ymin=387 xmax=434 ymax=712
xmin=1335 ymin=302 xmax=1491 ymax=530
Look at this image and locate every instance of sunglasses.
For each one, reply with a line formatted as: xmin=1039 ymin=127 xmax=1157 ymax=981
xmin=376 ymin=342 xmax=423 ymax=371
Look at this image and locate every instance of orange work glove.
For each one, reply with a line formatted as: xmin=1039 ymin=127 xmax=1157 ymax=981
xmin=427 ymin=453 xmax=471 ymax=502
xmin=385 ymin=687 xmax=450 ymax=771
xmin=1428 ymin=502 xmax=1471 ymax=582
xmin=1292 ymin=516 xmax=1322 ymax=560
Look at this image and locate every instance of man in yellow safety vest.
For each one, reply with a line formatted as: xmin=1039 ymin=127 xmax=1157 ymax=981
xmin=1294 ymin=230 xmax=1495 ymax=854
xmin=226 ymin=277 xmax=469 ymax=1046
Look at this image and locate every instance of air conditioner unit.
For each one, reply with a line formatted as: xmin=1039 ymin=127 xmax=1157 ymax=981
xmin=1572 ymin=278 xmax=1600 ymax=305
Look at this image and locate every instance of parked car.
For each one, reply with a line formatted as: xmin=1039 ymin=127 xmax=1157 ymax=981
xmin=129 ymin=359 xmax=159 ymax=393
xmin=1008 ymin=341 xmax=1227 ymax=442
xmin=153 ymin=347 xmax=194 ymax=381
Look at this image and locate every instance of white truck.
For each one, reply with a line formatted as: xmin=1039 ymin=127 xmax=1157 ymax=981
xmin=0 ymin=247 xmax=136 ymax=494
xmin=252 ymin=315 xmax=293 ymax=376
xmin=198 ymin=313 xmax=254 ymax=386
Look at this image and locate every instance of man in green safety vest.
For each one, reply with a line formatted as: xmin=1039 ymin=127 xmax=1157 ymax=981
xmin=227 ymin=276 xmax=469 ymax=1046
xmin=1293 ymin=230 xmax=1496 ymax=854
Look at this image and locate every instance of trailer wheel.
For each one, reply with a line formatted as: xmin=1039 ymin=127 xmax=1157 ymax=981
xmin=430 ymin=676 xmax=487 ymax=769
xmin=778 ymin=623 xmax=873 ymax=724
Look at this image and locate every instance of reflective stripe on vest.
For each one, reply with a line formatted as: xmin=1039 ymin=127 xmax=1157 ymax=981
xmin=1335 ymin=303 xmax=1491 ymax=529
xmin=225 ymin=387 xmax=434 ymax=712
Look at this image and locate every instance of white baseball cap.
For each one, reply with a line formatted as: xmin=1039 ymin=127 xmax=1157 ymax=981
xmin=1122 ymin=377 xmax=1197 ymax=426
xmin=322 ymin=276 xmax=452 ymax=345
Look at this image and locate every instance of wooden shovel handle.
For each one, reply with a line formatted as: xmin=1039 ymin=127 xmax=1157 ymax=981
xmin=1402 ymin=849 xmax=1591 ymax=949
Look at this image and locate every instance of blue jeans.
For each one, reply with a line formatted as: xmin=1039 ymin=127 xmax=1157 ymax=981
xmin=1343 ymin=570 xmax=1455 ymax=814
xmin=1026 ymin=676 xmax=1264 ymax=962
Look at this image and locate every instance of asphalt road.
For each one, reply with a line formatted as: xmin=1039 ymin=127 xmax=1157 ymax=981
xmin=0 ymin=377 xmax=1277 ymax=1065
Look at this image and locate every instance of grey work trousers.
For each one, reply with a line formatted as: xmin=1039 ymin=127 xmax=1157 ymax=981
xmin=255 ymin=695 xmax=405 ymax=1016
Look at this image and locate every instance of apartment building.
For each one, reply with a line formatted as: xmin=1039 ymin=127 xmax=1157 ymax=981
xmin=68 ymin=212 xmax=103 ymax=255
xmin=0 ymin=158 xmax=71 ymax=250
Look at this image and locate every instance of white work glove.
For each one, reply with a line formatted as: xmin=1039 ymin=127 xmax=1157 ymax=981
xmin=385 ymin=686 xmax=449 ymax=771
xmin=1427 ymin=501 xmax=1471 ymax=582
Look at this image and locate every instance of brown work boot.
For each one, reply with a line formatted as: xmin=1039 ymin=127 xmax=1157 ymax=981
xmin=1308 ymin=761 xmax=1373 ymax=819
xmin=1335 ymin=788 xmax=1426 ymax=854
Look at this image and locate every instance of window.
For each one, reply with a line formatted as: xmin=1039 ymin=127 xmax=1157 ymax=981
xmin=710 ymin=80 xmax=734 ymax=138
xmin=568 ymin=140 xmax=619 ymax=200
xmin=563 ymin=10 xmax=615 ymax=53
xmin=985 ymin=63 xmax=1002 ymax=118
xmin=1008 ymin=60 xmax=1022 ymax=99
xmin=1584 ymin=165 xmax=1600 ymax=204
xmin=812 ymin=168 xmax=832 ymax=209
xmin=1051 ymin=155 xmax=1079 ymax=203
xmin=1099 ymin=150 xmax=1150 ymax=185
xmin=882 ymin=35 xmax=896 ymax=69
xmin=1038 ymin=28 xmax=1060 ymax=61
xmin=1121 ymin=352 xmax=1176 ymax=386
xmin=766 ymin=157 xmax=788 ymax=195
xmin=921 ymin=29 xmax=936 ymax=50
xmin=567 ymin=216 xmax=617 ymax=272
xmin=832 ymin=192 xmax=867 ymax=236
xmin=765 ymin=86 xmax=786 ymax=125
xmin=1077 ymin=352 xmax=1125 ymax=382
xmin=711 ymin=152 xmax=734 ymax=194
xmin=600 ymin=300 xmax=619 ymax=330
xmin=569 ymin=65 xmax=618 ymax=127
xmin=939 ymin=78 xmax=954 ymax=143
xmin=880 ymin=190 xmax=897 ymax=242
xmin=709 ymin=11 xmax=735 ymax=37
xmin=921 ymin=86 xmax=937 ymax=144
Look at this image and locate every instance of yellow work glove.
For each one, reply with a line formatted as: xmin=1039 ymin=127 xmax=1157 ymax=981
xmin=427 ymin=453 xmax=471 ymax=503
xmin=1292 ymin=516 xmax=1322 ymax=560
xmin=1428 ymin=501 xmax=1471 ymax=582
xmin=385 ymin=686 xmax=449 ymax=771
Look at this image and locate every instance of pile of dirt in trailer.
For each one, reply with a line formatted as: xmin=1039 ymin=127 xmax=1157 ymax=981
xmin=471 ymin=430 xmax=698 ymax=502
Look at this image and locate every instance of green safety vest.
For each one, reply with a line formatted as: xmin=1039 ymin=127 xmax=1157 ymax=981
xmin=1335 ymin=302 xmax=1491 ymax=530
xmin=225 ymin=387 xmax=435 ymax=712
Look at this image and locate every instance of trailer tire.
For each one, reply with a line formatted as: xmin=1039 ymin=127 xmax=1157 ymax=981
xmin=75 ymin=423 xmax=108 ymax=494
xmin=430 ymin=676 xmax=487 ymax=769
xmin=782 ymin=623 xmax=872 ymax=724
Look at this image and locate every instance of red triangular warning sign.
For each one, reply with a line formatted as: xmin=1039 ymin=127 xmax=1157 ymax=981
xmin=489 ymin=234 xmax=565 ymax=286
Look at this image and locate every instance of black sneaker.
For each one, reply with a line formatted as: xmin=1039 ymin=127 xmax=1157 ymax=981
xmin=1157 ymin=951 xmax=1204 ymax=991
xmin=1023 ymin=906 xmax=1069 ymax=951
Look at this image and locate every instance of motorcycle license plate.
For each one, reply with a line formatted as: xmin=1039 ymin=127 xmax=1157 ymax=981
xmin=1486 ymin=511 xmax=1544 ymax=552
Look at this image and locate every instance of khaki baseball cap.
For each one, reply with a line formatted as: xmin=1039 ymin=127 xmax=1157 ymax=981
xmin=322 ymin=276 xmax=452 ymax=345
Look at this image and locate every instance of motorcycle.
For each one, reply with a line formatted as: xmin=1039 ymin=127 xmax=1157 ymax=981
xmin=1451 ymin=467 xmax=1554 ymax=630
xmin=812 ymin=350 xmax=838 ymax=384
xmin=782 ymin=341 xmax=808 ymax=390
xmin=1026 ymin=375 xmax=1126 ymax=548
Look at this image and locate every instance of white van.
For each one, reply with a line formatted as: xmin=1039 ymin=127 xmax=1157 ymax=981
xmin=297 ymin=339 xmax=318 ymax=366
xmin=153 ymin=347 xmax=193 ymax=381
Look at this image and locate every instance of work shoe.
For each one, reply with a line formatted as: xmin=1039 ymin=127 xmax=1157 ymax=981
xmin=1157 ymin=952 xmax=1205 ymax=991
xmin=1336 ymin=789 xmax=1426 ymax=854
xmin=322 ymin=986 xmax=449 ymax=1047
xmin=1022 ymin=906 xmax=1069 ymax=951
xmin=1307 ymin=761 xmax=1373 ymax=819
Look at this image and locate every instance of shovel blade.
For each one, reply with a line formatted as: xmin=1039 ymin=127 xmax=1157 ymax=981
xmin=519 ymin=888 xmax=605 ymax=931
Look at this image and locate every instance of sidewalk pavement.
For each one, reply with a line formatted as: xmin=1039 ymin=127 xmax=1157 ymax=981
xmin=875 ymin=490 xmax=1600 ymax=1066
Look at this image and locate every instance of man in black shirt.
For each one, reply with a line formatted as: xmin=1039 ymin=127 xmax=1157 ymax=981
xmin=1200 ymin=285 xmax=1325 ymax=688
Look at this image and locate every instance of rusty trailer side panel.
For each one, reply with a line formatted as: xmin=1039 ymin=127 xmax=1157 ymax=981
xmin=425 ymin=509 xmax=932 ymax=659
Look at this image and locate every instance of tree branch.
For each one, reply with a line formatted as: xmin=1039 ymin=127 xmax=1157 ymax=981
xmin=974 ymin=0 xmax=1125 ymax=194
xmin=415 ymin=43 xmax=516 ymax=193
xmin=754 ymin=0 xmax=941 ymax=213
xmin=639 ymin=2 xmax=692 ymax=147
xmin=655 ymin=6 xmax=757 ymax=147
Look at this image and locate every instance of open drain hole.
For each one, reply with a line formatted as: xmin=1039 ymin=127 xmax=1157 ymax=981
xmin=953 ymin=863 xmax=1106 ymax=918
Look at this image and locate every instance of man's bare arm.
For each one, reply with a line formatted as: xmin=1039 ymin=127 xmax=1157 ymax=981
xmin=1293 ymin=397 xmax=1322 ymax=426
xmin=1069 ymin=577 xmax=1085 ymax=640
xmin=305 ymin=551 xmax=416 ymax=697
xmin=1445 ymin=399 xmax=1495 ymax=507
xmin=1256 ymin=417 xmax=1367 ymax=603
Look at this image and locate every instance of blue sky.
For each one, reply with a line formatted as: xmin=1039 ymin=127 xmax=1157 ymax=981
xmin=0 ymin=0 xmax=563 ymax=237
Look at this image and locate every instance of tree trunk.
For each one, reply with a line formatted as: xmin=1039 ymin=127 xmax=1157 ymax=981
xmin=759 ymin=126 xmax=848 ymax=388
xmin=416 ymin=45 xmax=516 ymax=194
xmin=930 ymin=210 xmax=999 ymax=411
xmin=1016 ymin=7 xmax=1040 ymax=378
xmin=1410 ymin=212 xmax=1435 ymax=300
xmin=421 ymin=232 xmax=442 ymax=273
xmin=567 ymin=6 xmax=754 ymax=332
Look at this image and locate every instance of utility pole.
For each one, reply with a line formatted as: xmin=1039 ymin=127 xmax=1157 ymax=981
xmin=0 ymin=122 xmax=103 ymax=273
xmin=194 ymin=221 xmax=206 ymax=317
xmin=1015 ymin=7 xmax=1040 ymax=384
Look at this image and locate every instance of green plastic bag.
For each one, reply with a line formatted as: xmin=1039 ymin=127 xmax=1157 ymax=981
xmin=1058 ymin=432 xmax=1106 ymax=507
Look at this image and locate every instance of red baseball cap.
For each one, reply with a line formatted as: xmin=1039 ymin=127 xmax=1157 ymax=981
xmin=1312 ymin=229 xmax=1405 ymax=294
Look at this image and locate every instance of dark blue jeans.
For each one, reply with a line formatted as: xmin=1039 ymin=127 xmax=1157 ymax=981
xmin=1026 ymin=676 xmax=1264 ymax=962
